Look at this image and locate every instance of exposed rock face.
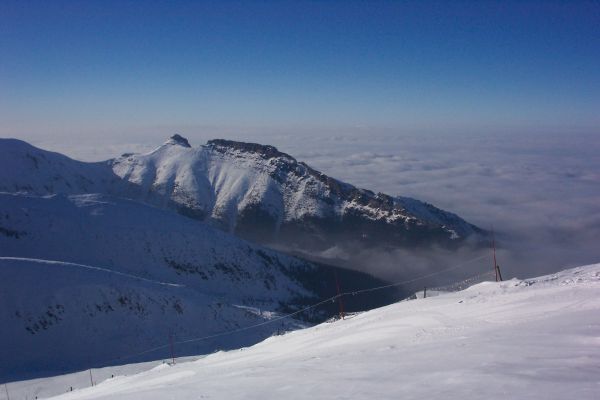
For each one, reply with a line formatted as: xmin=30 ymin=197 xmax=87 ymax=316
xmin=166 ymin=134 xmax=192 ymax=148
xmin=208 ymin=139 xmax=286 ymax=159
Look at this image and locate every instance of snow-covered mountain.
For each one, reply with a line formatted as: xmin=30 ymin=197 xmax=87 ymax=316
xmin=113 ymin=137 xmax=483 ymax=251
xmin=0 ymin=192 xmax=394 ymax=382
xmin=0 ymin=136 xmax=484 ymax=267
xmin=8 ymin=263 xmax=600 ymax=400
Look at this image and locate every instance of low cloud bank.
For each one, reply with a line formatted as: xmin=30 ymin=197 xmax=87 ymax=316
xmin=273 ymin=131 xmax=600 ymax=282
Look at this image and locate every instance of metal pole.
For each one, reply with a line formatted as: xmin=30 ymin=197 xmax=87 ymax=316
xmin=169 ymin=333 xmax=175 ymax=365
xmin=334 ymin=271 xmax=345 ymax=320
xmin=491 ymin=226 xmax=499 ymax=282
xmin=87 ymin=355 xmax=94 ymax=387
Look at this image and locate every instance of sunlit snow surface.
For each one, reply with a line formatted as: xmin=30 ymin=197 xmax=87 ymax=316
xmin=10 ymin=263 xmax=600 ymax=400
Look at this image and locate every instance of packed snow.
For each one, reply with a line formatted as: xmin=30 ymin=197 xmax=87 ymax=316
xmin=8 ymin=263 xmax=600 ymax=400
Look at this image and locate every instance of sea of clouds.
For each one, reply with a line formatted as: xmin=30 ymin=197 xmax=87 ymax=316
xmin=277 ymin=131 xmax=600 ymax=282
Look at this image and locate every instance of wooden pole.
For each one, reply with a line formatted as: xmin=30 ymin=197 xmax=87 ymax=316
xmin=334 ymin=271 xmax=345 ymax=320
xmin=423 ymin=286 xmax=427 ymax=298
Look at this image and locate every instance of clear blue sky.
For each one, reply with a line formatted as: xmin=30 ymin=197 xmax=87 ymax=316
xmin=1 ymin=0 xmax=599 ymax=139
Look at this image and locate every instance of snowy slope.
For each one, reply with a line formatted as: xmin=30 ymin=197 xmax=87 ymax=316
xmin=0 ymin=138 xmax=128 ymax=196
xmin=0 ymin=192 xmax=315 ymax=299
xmin=0 ymin=257 xmax=302 ymax=381
xmin=0 ymin=192 xmax=394 ymax=382
xmin=14 ymin=263 xmax=599 ymax=400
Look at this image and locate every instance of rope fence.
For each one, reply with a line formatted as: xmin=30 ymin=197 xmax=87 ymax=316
xmin=101 ymin=252 xmax=491 ymax=366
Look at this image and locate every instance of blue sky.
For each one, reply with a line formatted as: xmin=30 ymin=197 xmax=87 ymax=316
xmin=1 ymin=0 xmax=599 ymax=139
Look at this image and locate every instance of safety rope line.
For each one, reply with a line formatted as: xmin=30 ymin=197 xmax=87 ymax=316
xmin=427 ymin=270 xmax=496 ymax=293
xmin=100 ymin=252 xmax=492 ymax=366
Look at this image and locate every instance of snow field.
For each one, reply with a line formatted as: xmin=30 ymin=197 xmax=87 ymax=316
xmin=14 ymin=263 xmax=599 ymax=400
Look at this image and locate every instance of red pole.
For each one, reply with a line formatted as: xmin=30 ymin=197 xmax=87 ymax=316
xmin=334 ymin=271 xmax=345 ymax=320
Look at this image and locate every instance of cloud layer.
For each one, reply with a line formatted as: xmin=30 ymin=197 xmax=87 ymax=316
xmin=275 ymin=132 xmax=600 ymax=282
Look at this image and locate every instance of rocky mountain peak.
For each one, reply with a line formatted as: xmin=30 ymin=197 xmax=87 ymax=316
xmin=207 ymin=139 xmax=294 ymax=161
xmin=165 ymin=134 xmax=191 ymax=148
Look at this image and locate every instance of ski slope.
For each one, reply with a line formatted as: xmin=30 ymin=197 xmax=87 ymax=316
xmin=10 ymin=263 xmax=600 ymax=399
